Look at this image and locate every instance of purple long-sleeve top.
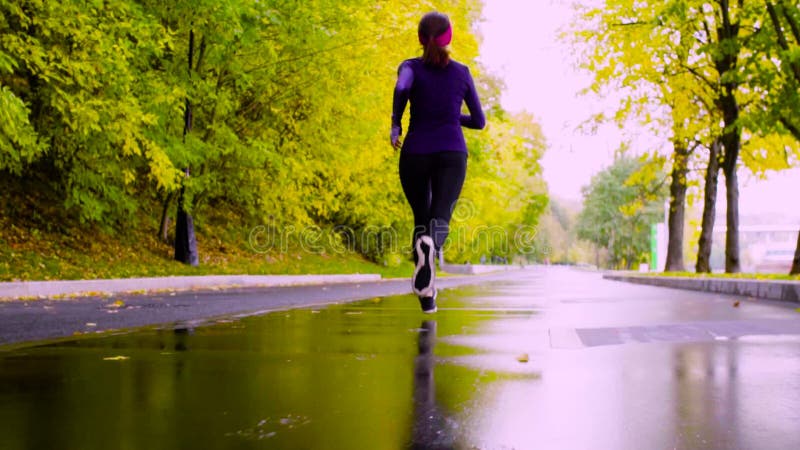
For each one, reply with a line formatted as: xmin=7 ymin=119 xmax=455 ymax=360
xmin=392 ymin=58 xmax=485 ymax=154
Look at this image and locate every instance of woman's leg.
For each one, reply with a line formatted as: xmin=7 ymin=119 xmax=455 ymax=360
xmin=429 ymin=151 xmax=468 ymax=251
xmin=399 ymin=152 xmax=434 ymax=251
xmin=399 ymin=152 xmax=437 ymax=302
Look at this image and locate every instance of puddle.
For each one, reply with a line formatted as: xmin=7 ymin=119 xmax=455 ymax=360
xmin=2 ymin=269 xmax=799 ymax=449
xmin=0 ymin=285 xmax=525 ymax=450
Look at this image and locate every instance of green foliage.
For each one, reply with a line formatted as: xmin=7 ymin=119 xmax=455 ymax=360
xmin=576 ymin=155 xmax=667 ymax=269
xmin=0 ymin=0 xmax=181 ymax=223
xmin=528 ymin=198 xmax=595 ymax=264
xmin=450 ymin=110 xmax=548 ymax=262
xmin=0 ymin=0 xmax=549 ymax=276
xmin=571 ymin=0 xmax=800 ymax=274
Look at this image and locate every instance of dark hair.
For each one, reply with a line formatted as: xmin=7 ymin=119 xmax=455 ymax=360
xmin=418 ymin=12 xmax=451 ymax=68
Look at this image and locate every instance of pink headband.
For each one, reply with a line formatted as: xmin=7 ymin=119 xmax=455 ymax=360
xmin=419 ymin=25 xmax=452 ymax=47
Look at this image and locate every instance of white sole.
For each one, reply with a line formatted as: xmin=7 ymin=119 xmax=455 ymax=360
xmin=412 ymin=235 xmax=435 ymax=297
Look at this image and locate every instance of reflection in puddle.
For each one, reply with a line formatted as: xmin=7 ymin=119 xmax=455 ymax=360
xmin=411 ymin=320 xmax=457 ymax=449
xmin=1 ymin=270 xmax=799 ymax=449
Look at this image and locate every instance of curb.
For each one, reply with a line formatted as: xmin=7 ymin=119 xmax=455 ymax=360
xmin=440 ymin=263 xmax=522 ymax=275
xmin=603 ymin=273 xmax=800 ymax=304
xmin=0 ymin=274 xmax=382 ymax=300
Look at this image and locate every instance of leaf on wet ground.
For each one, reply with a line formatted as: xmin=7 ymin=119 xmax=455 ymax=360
xmin=105 ymin=299 xmax=125 ymax=309
xmin=733 ymin=301 xmax=740 ymax=307
xmin=225 ymin=415 xmax=310 ymax=441
xmin=103 ymin=356 xmax=129 ymax=361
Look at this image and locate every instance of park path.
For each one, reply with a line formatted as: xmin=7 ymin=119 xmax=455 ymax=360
xmin=1 ymin=266 xmax=799 ymax=449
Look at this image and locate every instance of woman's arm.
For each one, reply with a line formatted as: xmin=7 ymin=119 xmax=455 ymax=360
xmin=460 ymin=67 xmax=485 ymax=130
xmin=391 ymin=63 xmax=414 ymax=147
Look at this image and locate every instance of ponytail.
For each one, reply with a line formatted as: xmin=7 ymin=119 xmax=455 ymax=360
xmin=418 ymin=12 xmax=451 ymax=68
xmin=422 ymin=40 xmax=450 ymax=68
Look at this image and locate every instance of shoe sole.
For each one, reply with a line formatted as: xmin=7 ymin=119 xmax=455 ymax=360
xmin=412 ymin=236 xmax=435 ymax=297
xmin=419 ymin=289 xmax=438 ymax=314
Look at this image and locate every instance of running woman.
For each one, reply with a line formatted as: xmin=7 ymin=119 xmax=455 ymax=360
xmin=391 ymin=11 xmax=486 ymax=313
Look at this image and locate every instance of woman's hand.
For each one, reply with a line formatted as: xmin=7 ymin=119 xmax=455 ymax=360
xmin=391 ymin=125 xmax=402 ymax=149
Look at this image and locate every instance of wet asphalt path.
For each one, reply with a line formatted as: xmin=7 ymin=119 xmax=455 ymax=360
xmin=1 ymin=266 xmax=799 ymax=449
xmin=0 ymin=271 xmax=522 ymax=347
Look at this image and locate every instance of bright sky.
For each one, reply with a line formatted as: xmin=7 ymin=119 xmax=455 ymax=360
xmin=477 ymin=0 xmax=800 ymax=221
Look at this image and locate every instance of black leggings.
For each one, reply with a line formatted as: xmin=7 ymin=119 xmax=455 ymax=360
xmin=399 ymin=151 xmax=467 ymax=251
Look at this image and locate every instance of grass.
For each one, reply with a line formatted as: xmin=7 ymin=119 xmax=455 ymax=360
xmin=639 ymin=271 xmax=800 ymax=281
xmin=0 ymin=213 xmax=416 ymax=282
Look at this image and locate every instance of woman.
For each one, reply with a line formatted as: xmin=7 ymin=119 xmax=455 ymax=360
xmin=391 ymin=11 xmax=485 ymax=313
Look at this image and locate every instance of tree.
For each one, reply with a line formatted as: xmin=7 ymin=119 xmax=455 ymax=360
xmin=571 ymin=0 xmax=799 ymax=274
xmin=0 ymin=0 xmax=180 ymax=224
xmin=571 ymin=0 xmax=721 ymax=273
xmin=759 ymin=1 xmax=800 ymax=274
xmin=576 ymin=155 xmax=668 ymax=269
xmin=0 ymin=0 xmax=551 ymax=274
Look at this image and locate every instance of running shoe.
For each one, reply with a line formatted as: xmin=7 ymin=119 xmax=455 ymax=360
xmin=419 ymin=289 xmax=438 ymax=314
xmin=412 ymin=235 xmax=435 ymax=297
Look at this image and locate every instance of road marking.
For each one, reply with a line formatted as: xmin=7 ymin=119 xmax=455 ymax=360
xmin=549 ymin=328 xmax=584 ymax=349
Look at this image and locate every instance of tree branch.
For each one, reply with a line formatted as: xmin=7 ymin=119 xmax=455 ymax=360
xmin=610 ymin=21 xmax=653 ymax=27
xmin=780 ymin=115 xmax=800 ymax=141
xmin=767 ymin=1 xmax=800 ymax=81
xmin=721 ymin=0 xmax=732 ymax=34
xmin=243 ymin=36 xmax=377 ymax=74
xmin=681 ymin=63 xmax=718 ymax=89
xmin=779 ymin=0 xmax=800 ymax=43
xmin=703 ymin=20 xmax=714 ymax=44
xmin=767 ymin=1 xmax=791 ymax=50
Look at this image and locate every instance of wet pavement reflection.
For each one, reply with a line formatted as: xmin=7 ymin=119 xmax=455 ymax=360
xmin=1 ymin=267 xmax=799 ymax=449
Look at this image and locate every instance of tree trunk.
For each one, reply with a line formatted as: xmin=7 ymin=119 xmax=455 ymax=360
xmin=696 ymin=139 xmax=721 ymax=273
xmin=174 ymin=29 xmax=199 ymax=266
xmin=767 ymin=1 xmax=800 ymax=275
xmin=791 ymin=230 xmax=800 ymax=275
xmin=722 ymin=155 xmax=740 ymax=273
xmin=665 ymin=141 xmax=689 ymax=271
xmin=720 ymin=88 xmax=741 ymax=273
xmin=714 ymin=1 xmax=741 ymax=273
xmin=158 ymin=191 xmax=174 ymax=243
xmin=594 ymin=245 xmax=600 ymax=269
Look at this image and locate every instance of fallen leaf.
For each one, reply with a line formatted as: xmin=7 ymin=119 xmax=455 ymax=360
xmin=106 ymin=300 xmax=125 ymax=309
xmin=733 ymin=301 xmax=740 ymax=308
xmin=103 ymin=356 xmax=129 ymax=361
xmin=516 ymin=353 xmax=529 ymax=363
